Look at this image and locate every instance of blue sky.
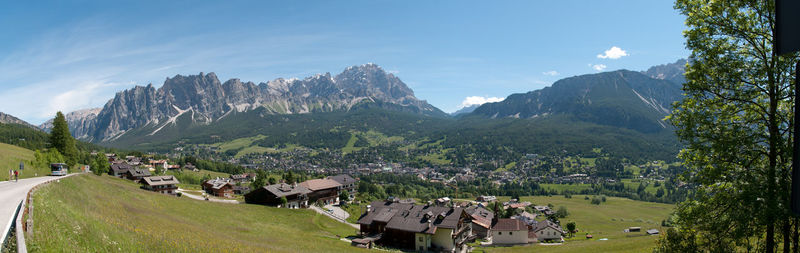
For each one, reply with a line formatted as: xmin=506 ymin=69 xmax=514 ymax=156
xmin=0 ymin=0 xmax=689 ymax=125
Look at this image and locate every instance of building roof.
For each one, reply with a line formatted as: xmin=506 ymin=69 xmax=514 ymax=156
xmin=299 ymin=179 xmax=342 ymax=191
xmin=465 ymin=206 xmax=493 ymax=229
xmin=110 ymin=163 xmax=131 ymax=173
xmin=327 ymin=174 xmax=357 ymax=185
xmin=127 ymin=168 xmax=151 ymax=177
xmin=357 ymin=201 xmax=468 ymax=234
xmin=492 ymin=218 xmax=527 ymax=231
xmin=518 ymin=211 xmax=537 ymax=220
xmin=532 ymin=219 xmax=564 ymax=234
xmin=204 ymin=178 xmax=233 ymax=190
xmin=230 ymin=174 xmax=248 ymax=180
xmin=141 ymin=175 xmax=180 ymax=186
xmin=264 ymin=183 xmax=312 ymax=198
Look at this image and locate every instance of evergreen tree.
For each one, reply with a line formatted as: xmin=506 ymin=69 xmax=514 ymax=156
xmin=49 ymin=112 xmax=78 ymax=166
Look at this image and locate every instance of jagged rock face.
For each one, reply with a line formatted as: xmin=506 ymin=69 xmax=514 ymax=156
xmin=68 ymin=64 xmax=444 ymax=142
xmin=471 ymin=70 xmax=683 ymax=133
xmin=39 ymin=108 xmax=101 ymax=138
xmin=0 ymin=112 xmax=39 ymax=130
xmin=641 ymin=59 xmax=687 ymax=85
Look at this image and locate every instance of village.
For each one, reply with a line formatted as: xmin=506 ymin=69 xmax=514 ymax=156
xmin=93 ymin=152 xmax=664 ymax=252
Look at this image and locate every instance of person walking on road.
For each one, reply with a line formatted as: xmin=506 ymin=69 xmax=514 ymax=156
xmin=7 ymin=169 xmax=11 ymax=181
xmin=14 ymin=170 xmax=18 ymax=182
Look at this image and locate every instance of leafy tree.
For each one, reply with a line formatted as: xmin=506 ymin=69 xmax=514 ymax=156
xmin=665 ymin=0 xmax=800 ymax=252
xmin=268 ymin=176 xmax=277 ymax=185
xmin=339 ymin=191 xmax=350 ymax=202
xmin=566 ymin=222 xmax=576 ymax=237
xmin=252 ymin=170 xmax=267 ymax=190
xmin=91 ymin=155 xmax=108 ymax=176
xmin=279 ymin=196 xmax=288 ymax=206
xmin=48 ymin=112 xmax=78 ymax=166
xmin=556 ymin=206 xmax=569 ymax=218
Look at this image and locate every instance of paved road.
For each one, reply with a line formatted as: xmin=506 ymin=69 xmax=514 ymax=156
xmin=309 ymin=205 xmax=359 ymax=229
xmin=176 ymin=188 xmax=240 ymax=204
xmin=0 ymin=175 xmax=74 ymax=243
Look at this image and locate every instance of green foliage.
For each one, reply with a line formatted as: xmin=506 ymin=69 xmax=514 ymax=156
xmin=566 ymin=222 xmax=577 ymax=237
xmin=251 ymin=170 xmax=267 ymax=190
xmin=33 ymin=149 xmax=65 ymax=170
xmin=338 ymin=191 xmax=350 ymax=202
xmin=91 ymin=155 xmax=108 ymax=176
xmin=666 ymin=0 xmax=800 ymax=252
xmin=555 ymin=206 xmax=569 ymax=218
xmin=0 ymin=123 xmax=49 ymax=150
xmin=590 ymin=197 xmax=601 ymax=205
xmin=48 ymin=112 xmax=79 ymax=166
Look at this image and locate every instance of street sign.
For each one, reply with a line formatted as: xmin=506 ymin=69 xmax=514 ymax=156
xmin=777 ymin=0 xmax=800 ymax=215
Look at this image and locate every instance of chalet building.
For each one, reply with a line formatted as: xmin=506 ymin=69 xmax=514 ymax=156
xmin=327 ymin=174 xmax=358 ymax=199
xmin=109 ymin=163 xmax=132 ymax=177
xmin=233 ymin=185 xmax=250 ymax=195
xmin=299 ymin=179 xmax=342 ymax=205
xmin=149 ymin=159 xmax=169 ymax=169
xmin=202 ymin=178 xmax=234 ymax=198
xmin=140 ymin=176 xmax=180 ymax=195
xmin=229 ymin=173 xmax=254 ymax=183
xmin=491 ymin=219 xmax=530 ymax=245
xmin=125 ymin=168 xmax=151 ymax=182
xmin=532 ymin=220 xmax=565 ymax=242
xmin=357 ymin=201 xmax=472 ymax=252
xmin=244 ymin=183 xmax=311 ymax=209
xmin=465 ymin=206 xmax=493 ymax=239
xmin=476 ymin=195 xmax=497 ymax=202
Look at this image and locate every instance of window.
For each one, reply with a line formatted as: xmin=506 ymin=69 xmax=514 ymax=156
xmin=498 ymin=232 xmax=502 ymax=235
xmin=419 ymin=237 xmax=422 ymax=242
xmin=419 ymin=246 xmax=423 ymax=251
xmin=509 ymin=232 xmax=513 ymax=235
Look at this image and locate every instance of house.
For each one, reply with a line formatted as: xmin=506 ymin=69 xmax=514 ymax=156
xmin=183 ymin=163 xmax=196 ymax=171
xmin=230 ymin=173 xmax=252 ymax=183
xmin=125 ymin=168 xmax=152 ymax=181
xmin=476 ymin=195 xmax=497 ymax=202
xmin=126 ymin=157 xmax=142 ymax=166
xmin=435 ymin=197 xmax=452 ymax=206
xmin=233 ymin=185 xmax=251 ymax=195
xmin=491 ymin=218 xmax=529 ymax=245
xmin=327 ymin=174 xmax=358 ymax=199
xmin=465 ymin=206 xmax=493 ymax=239
xmin=244 ymin=183 xmax=311 ymax=209
xmin=149 ymin=159 xmax=168 ymax=169
xmin=514 ymin=211 xmax=537 ymax=225
xmin=532 ymin=220 xmax=565 ymax=242
xmin=646 ymin=229 xmax=660 ymax=235
xmin=202 ymin=178 xmax=234 ymax=198
xmin=140 ymin=175 xmax=180 ymax=195
xmin=299 ymin=179 xmax=342 ymax=205
xmin=506 ymin=202 xmax=531 ymax=210
xmin=357 ymin=200 xmax=472 ymax=252
xmin=109 ymin=163 xmax=132 ymax=177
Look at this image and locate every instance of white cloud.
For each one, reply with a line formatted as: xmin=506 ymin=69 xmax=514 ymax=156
xmin=460 ymin=96 xmax=505 ymax=108
xmin=596 ymin=46 xmax=628 ymax=59
xmin=542 ymin=70 xmax=559 ymax=76
xmin=590 ymin=64 xmax=607 ymax=71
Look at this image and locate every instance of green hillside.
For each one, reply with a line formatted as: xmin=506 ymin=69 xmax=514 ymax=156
xmin=483 ymin=195 xmax=674 ymax=253
xmin=26 ymin=174 xmax=363 ymax=252
xmin=0 ymin=142 xmax=51 ymax=181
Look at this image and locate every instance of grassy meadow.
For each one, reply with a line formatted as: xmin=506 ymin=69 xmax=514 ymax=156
xmin=480 ymin=195 xmax=674 ymax=253
xmin=0 ymin=142 xmax=51 ymax=181
xmin=26 ymin=174 xmax=364 ymax=252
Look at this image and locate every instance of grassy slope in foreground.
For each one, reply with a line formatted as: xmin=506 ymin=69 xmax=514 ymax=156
xmin=0 ymin=142 xmax=51 ymax=181
xmin=27 ymin=174 xmax=363 ymax=252
xmin=485 ymin=195 xmax=673 ymax=253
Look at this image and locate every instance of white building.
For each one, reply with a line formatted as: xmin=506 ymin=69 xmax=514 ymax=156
xmin=491 ymin=218 xmax=530 ymax=245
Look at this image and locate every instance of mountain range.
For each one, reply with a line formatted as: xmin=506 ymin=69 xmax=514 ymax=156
xmin=16 ymin=59 xmax=687 ymax=160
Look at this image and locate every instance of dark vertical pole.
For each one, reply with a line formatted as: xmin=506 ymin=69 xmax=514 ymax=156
xmin=793 ymin=61 xmax=800 ymax=215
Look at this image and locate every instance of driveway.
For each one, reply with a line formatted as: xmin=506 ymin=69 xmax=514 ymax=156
xmin=0 ymin=174 xmax=77 ymax=244
xmin=310 ymin=205 xmax=359 ymax=229
xmin=323 ymin=204 xmax=350 ymax=220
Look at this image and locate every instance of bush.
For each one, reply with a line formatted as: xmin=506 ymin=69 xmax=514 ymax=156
xmin=591 ymin=197 xmax=602 ymax=205
xmin=177 ymin=192 xmax=183 ymax=197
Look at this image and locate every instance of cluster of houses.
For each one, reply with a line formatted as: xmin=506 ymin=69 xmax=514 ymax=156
xmin=244 ymin=174 xmax=358 ymax=208
xmin=103 ymin=155 xmax=181 ymax=195
xmin=353 ymin=196 xmax=567 ymax=251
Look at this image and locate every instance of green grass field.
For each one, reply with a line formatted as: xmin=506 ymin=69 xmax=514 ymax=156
xmin=0 ymin=142 xmax=51 ymax=181
xmin=26 ymin=174 xmax=364 ymax=252
xmin=483 ymin=195 xmax=673 ymax=253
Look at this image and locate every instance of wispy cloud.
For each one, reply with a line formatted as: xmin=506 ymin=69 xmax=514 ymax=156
xmin=596 ymin=46 xmax=628 ymax=59
xmin=542 ymin=70 xmax=559 ymax=76
xmin=460 ymin=96 xmax=505 ymax=108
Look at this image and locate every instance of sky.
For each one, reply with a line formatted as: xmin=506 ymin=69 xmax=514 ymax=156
xmin=0 ymin=0 xmax=690 ymax=125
